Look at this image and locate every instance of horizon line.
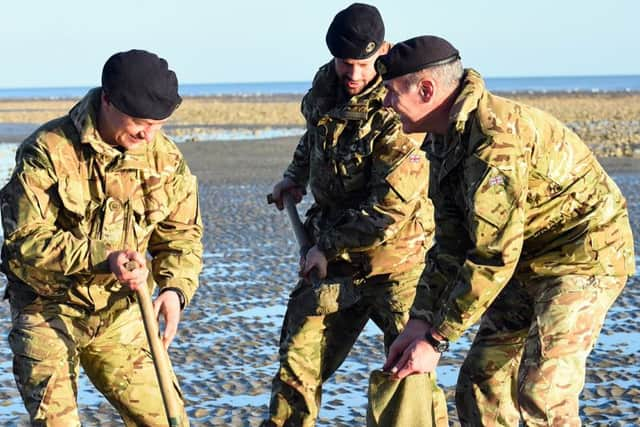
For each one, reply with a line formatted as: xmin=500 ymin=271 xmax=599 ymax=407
xmin=1 ymin=73 xmax=639 ymax=91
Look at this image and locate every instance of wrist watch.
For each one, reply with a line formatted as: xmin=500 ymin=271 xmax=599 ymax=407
xmin=424 ymin=331 xmax=449 ymax=353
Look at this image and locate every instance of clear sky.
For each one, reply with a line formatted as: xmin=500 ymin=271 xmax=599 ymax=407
xmin=1 ymin=0 xmax=638 ymax=88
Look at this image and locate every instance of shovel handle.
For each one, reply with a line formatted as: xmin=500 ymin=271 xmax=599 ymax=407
xmin=125 ymin=261 xmax=181 ymax=427
xmin=266 ymin=193 xmax=310 ymax=251
xmin=266 ymin=193 xmax=321 ymax=288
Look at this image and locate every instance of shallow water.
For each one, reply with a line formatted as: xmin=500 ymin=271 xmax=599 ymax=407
xmin=0 ymin=144 xmax=637 ymax=426
xmin=0 ymin=124 xmax=304 ymax=145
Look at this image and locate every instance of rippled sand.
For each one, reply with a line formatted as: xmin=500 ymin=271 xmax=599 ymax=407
xmin=1 ymin=92 xmax=639 ymax=157
xmin=0 ymin=98 xmax=638 ymax=425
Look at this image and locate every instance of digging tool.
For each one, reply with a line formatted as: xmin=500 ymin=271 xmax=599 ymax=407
xmin=267 ymin=192 xmax=321 ymax=287
xmin=125 ymin=260 xmax=181 ymax=427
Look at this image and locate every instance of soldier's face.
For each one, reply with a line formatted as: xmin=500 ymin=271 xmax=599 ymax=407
xmin=334 ymin=56 xmax=379 ymax=96
xmin=100 ymin=98 xmax=166 ymax=150
xmin=383 ymin=77 xmax=427 ymax=133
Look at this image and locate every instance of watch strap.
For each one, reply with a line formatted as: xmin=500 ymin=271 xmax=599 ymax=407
xmin=424 ymin=331 xmax=449 ymax=352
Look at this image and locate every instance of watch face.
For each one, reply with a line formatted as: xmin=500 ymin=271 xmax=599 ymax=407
xmin=436 ymin=340 xmax=449 ymax=352
xmin=425 ymin=332 xmax=449 ymax=352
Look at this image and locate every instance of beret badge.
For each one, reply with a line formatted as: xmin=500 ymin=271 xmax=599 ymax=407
xmin=365 ymin=41 xmax=376 ymax=54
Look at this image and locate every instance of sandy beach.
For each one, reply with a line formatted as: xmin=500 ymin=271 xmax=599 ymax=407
xmin=0 ymin=93 xmax=638 ymax=426
xmin=1 ymin=92 xmax=640 ymax=157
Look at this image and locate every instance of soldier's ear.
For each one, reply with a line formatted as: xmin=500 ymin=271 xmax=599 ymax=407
xmin=377 ymin=41 xmax=390 ymax=56
xmin=101 ymin=91 xmax=111 ymax=109
xmin=419 ymin=80 xmax=434 ymax=102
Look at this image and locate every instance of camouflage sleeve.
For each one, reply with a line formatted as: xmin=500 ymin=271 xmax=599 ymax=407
xmin=410 ymin=168 xmax=470 ymax=325
xmin=430 ymin=136 xmax=528 ymax=341
xmin=282 ymin=130 xmax=311 ymax=187
xmin=315 ymin=121 xmax=429 ymax=258
xmin=0 ymin=140 xmax=114 ymax=292
xmin=283 ymin=89 xmax=316 ymax=187
xmin=148 ymin=159 xmax=203 ymax=307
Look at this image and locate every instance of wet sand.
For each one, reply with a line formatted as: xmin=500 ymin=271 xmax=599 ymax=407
xmin=0 ymin=94 xmax=638 ymax=426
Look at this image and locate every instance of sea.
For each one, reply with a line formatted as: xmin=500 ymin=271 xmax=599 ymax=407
xmin=1 ymin=74 xmax=639 ymax=99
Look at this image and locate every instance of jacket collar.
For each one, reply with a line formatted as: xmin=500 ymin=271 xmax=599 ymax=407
xmin=69 ymin=88 xmax=122 ymax=157
xmin=448 ymin=68 xmax=485 ymax=134
xmin=68 ymin=88 xmax=152 ymax=168
xmin=423 ymin=68 xmax=486 ymax=183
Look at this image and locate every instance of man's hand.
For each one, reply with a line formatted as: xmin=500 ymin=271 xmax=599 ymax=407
xmin=271 ymin=177 xmax=305 ymax=210
xmin=153 ymin=291 xmax=181 ymax=350
xmin=383 ymin=319 xmax=441 ymax=380
xmin=108 ymin=249 xmax=149 ymax=291
xmin=301 ymin=245 xmax=328 ymax=279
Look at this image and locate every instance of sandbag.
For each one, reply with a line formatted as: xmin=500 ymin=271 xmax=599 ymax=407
xmin=367 ymin=370 xmax=448 ymax=427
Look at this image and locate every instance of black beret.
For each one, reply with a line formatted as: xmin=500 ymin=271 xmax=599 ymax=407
xmin=101 ymin=49 xmax=182 ymax=120
xmin=326 ymin=3 xmax=385 ymax=59
xmin=376 ymin=36 xmax=460 ymax=80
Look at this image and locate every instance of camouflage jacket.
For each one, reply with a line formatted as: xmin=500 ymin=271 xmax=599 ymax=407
xmin=0 ymin=88 xmax=203 ymax=311
xmin=411 ymin=69 xmax=635 ymax=341
xmin=284 ymin=62 xmax=433 ymax=277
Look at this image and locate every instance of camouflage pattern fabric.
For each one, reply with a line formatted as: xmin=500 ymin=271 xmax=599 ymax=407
xmin=284 ymin=61 xmax=434 ymax=276
xmin=0 ymin=88 xmax=202 ymax=425
xmin=264 ymin=62 xmax=437 ymax=426
xmin=1 ymin=88 xmax=203 ymax=310
xmin=267 ymin=267 xmax=447 ymax=427
xmin=412 ymin=69 xmax=634 ymax=338
xmin=456 ymin=275 xmax=626 ymax=426
xmin=8 ymin=292 xmax=189 ymax=427
xmin=410 ymin=69 xmax=635 ymax=425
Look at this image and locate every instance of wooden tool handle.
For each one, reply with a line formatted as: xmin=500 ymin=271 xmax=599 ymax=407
xmin=267 ymin=193 xmax=321 ymax=287
xmin=126 ymin=260 xmax=181 ymax=426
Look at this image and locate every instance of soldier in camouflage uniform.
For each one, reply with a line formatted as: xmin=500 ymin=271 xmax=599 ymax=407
xmin=378 ymin=36 xmax=635 ymax=426
xmin=262 ymin=5 xmax=443 ymax=427
xmin=0 ymin=50 xmax=203 ymax=426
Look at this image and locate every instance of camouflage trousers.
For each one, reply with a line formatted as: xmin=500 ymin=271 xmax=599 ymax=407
xmin=8 ymin=292 xmax=188 ymax=427
xmin=456 ymin=274 xmax=627 ymax=427
xmin=263 ymin=265 xmax=447 ymax=427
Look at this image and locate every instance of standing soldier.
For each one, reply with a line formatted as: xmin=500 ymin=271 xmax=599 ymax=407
xmin=263 ymin=4 xmax=443 ymax=427
xmin=1 ymin=50 xmax=203 ymax=426
xmin=379 ymin=36 xmax=635 ymax=425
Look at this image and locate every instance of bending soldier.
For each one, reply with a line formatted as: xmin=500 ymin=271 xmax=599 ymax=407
xmin=0 ymin=50 xmax=203 ymax=426
xmin=379 ymin=36 xmax=635 ymax=425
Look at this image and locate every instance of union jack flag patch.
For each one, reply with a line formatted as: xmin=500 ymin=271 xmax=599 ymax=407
xmin=488 ymin=175 xmax=505 ymax=186
xmin=409 ymin=154 xmax=422 ymax=163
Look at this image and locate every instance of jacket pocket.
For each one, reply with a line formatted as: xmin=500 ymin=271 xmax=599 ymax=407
xmin=385 ymin=149 xmax=428 ymax=202
xmin=9 ymin=324 xmax=55 ymax=361
xmin=339 ymin=138 xmax=372 ymax=193
xmin=56 ymin=175 xmax=86 ymax=229
xmin=470 ymin=166 xmax=514 ymax=231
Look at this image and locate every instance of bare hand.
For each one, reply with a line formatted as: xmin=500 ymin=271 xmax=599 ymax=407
xmin=384 ymin=319 xmax=441 ymax=379
xmin=272 ymin=177 xmax=305 ymax=210
xmin=108 ymin=249 xmax=149 ymax=291
xmin=301 ymin=245 xmax=328 ymax=279
xmin=153 ymin=290 xmax=182 ymax=350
